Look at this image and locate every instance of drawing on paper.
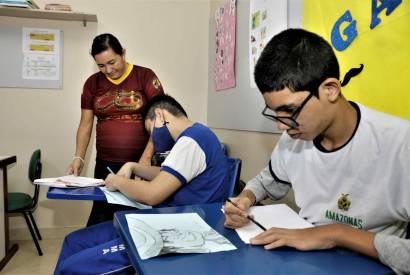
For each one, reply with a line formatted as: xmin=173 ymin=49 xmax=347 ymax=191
xmin=126 ymin=213 xmax=236 ymax=260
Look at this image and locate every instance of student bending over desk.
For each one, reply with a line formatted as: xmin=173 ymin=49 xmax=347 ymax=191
xmin=224 ymin=29 xmax=410 ymax=274
xmin=54 ymin=94 xmax=229 ymax=275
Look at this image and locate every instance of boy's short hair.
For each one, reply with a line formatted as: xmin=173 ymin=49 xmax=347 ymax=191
xmin=254 ymin=28 xmax=340 ymax=97
xmin=144 ymin=94 xmax=188 ymax=120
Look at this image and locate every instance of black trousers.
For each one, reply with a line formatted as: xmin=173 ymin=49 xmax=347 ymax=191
xmin=86 ymin=159 xmax=136 ymax=227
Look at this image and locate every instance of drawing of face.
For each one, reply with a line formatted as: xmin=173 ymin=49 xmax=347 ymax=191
xmin=160 ymin=229 xmax=204 ymax=248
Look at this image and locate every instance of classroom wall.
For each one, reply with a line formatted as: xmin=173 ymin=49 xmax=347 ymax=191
xmin=209 ymin=0 xmax=296 ymax=209
xmin=0 ymin=0 xmax=211 ymax=238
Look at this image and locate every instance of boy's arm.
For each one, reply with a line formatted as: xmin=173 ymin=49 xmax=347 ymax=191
xmin=250 ymin=223 xmax=378 ymax=257
xmin=105 ymin=171 xmax=181 ymax=206
xmin=374 ymin=233 xmax=410 ymax=273
xmin=138 ymin=137 xmax=155 ymax=166
xmin=116 ymin=162 xmax=161 ymax=181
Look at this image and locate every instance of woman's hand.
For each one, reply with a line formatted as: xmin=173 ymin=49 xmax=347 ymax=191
xmin=66 ymin=158 xmax=83 ymax=176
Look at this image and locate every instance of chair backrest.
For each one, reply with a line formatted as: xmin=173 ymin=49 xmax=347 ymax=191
xmin=220 ymin=143 xmax=229 ymax=157
xmin=226 ymin=157 xmax=242 ymax=197
xmin=28 ymin=149 xmax=42 ymax=208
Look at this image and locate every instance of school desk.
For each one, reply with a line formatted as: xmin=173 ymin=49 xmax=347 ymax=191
xmin=0 ymin=156 xmax=18 ymax=270
xmin=47 ymin=186 xmax=106 ymax=201
xmin=113 ymin=203 xmax=393 ymax=275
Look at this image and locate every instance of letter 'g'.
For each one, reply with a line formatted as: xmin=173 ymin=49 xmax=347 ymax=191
xmin=331 ymin=10 xmax=357 ymax=51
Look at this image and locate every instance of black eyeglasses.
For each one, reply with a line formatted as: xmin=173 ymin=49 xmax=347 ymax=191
xmin=262 ymin=93 xmax=313 ymax=129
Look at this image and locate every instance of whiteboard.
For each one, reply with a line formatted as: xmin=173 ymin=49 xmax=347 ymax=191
xmin=207 ymin=0 xmax=303 ymax=133
xmin=0 ymin=26 xmax=63 ymax=89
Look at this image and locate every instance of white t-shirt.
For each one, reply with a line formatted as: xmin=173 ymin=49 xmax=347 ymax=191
xmin=246 ymin=102 xmax=410 ymax=237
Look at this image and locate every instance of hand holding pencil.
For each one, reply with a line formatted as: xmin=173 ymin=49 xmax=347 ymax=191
xmin=223 ymin=196 xmax=265 ymax=230
xmin=225 ymin=198 xmax=266 ymax=231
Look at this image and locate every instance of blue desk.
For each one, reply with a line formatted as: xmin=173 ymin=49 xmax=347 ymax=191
xmin=47 ymin=187 xmax=106 ymax=201
xmin=113 ymin=203 xmax=393 ymax=275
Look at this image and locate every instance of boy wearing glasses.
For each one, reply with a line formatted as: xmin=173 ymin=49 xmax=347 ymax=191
xmin=224 ymin=28 xmax=410 ymax=273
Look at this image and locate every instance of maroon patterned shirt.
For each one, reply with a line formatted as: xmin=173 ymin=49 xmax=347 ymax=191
xmin=81 ymin=65 xmax=164 ymax=162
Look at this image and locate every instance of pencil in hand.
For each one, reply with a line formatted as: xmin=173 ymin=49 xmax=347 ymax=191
xmin=106 ymin=166 xmax=114 ymax=174
xmin=226 ymin=198 xmax=267 ymax=231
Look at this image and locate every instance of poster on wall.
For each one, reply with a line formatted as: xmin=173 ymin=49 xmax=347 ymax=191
xmin=22 ymin=28 xmax=61 ymax=81
xmin=249 ymin=0 xmax=287 ymax=88
xmin=303 ymin=0 xmax=410 ymax=120
xmin=214 ymin=0 xmax=237 ymax=91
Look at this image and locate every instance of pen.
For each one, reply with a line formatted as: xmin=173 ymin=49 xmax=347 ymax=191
xmin=106 ymin=166 xmax=114 ymax=174
xmin=226 ymin=198 xmax=267 ymax=231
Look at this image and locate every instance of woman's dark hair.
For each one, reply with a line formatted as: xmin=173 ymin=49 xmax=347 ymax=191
xmin=254 ymin=28 xmax=340 ymax=97
xmin=90 ymin=33 xmax=124 ymax=58
xmin=144 ymin=94 xmax=188 ymax=121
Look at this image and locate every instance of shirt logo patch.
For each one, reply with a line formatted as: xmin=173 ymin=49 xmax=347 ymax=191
xmin=337 ymin=193 xmax=351 ymax=211
xmin=152 ymin=78 xmax=162 ymax=90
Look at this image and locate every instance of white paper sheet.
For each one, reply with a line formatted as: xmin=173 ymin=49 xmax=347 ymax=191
xmin=126 ymin=213 xmax=236 ymax=260
xmin=235 ymin=204 xmax=313 ymax=243
xmin=34 ymin=175 xmax=104 ymax=188
xmin=100 ymin=187 xmax=152 ymax=209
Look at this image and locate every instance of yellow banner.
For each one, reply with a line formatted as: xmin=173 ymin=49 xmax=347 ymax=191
xmin=303 ymin=0 xmax=410 ymax=119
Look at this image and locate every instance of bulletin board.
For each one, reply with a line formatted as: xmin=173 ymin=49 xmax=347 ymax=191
xmin=0 ymin=26 xmax=63 ymax=89
xmin=207 ymin=0 xmax=303 ymax=133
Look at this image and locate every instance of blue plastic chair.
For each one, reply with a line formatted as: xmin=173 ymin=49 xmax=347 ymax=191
xmin=221 ymin=143 xmax=229 ymax=156
xmin=226 ymin=157 xmax=242 ymax=197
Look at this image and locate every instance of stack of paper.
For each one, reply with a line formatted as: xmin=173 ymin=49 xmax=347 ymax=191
xmin=0 ymin=0 xmax=39 ymax=9
xmin=234 ymin=204 xmax=313 ymax=243
xmin=34 ymin=175 xmax=104 ymax=188
xmin=44 ymin=3 xmax=71 ymax=11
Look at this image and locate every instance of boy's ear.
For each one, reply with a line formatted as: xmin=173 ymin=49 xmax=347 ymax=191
xmin=320 ymin=78 xmax=341 ymax=103
xmin=154 ymin=108 xmax=165 ymax=123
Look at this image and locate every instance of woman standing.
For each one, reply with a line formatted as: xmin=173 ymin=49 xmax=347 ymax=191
xmin=66 ymin=33 xmax=164 ymax=226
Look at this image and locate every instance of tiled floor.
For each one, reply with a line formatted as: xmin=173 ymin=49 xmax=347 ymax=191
xmin=1 ymin=239 xmax=63 ymax=275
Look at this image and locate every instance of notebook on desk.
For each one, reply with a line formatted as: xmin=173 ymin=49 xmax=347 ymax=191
xmin=235 ymin=204 xmax=313 ymax=243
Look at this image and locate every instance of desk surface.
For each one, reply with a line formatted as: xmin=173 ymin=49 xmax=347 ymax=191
xmin=0 ymin=156 xmax=16 ymax=167
xmin=113 ymin=203 xmax=393 ymax=275
xmin=47 ymin=187 xmax=106 ymax=201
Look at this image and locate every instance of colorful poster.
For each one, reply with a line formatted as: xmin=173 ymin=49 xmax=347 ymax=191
xmin=214 ymin=0 xmax=237 ymax=91
xmin=249 ymin=0 xmax=287 ymax=88
xmin=303 ymin=0 xmax=410 ymax=120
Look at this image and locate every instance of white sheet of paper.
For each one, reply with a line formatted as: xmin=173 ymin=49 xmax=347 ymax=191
xmin=34 ymin=175 xmax=104 ymax=188
xmin=126 ymin=213 xmax=236 ymax=260
xmin=57 ymin=175 xmax=103 ymax=186
xmin=235 ymin=204 xmax=313 ymax=244
xmin=34 ymin=177 xmax=69 ymax=188
xmin=100 ymin=187 xmax=152 ymax=209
